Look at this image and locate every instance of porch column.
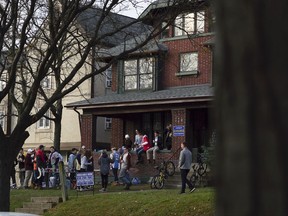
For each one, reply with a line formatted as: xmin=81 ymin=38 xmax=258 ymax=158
xmin=80 ymin=114 xmax=96 ymax=150
xmin=111 ymin=118 xmax=124 ymax=149
xmin=171 ymin=109 xmax=190 ymax=151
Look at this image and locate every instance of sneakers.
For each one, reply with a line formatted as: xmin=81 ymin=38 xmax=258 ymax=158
xmin=99 ymin=188 xmax=106 ymax=192
xmin=190 ymin=187 xmax=196 ymax=193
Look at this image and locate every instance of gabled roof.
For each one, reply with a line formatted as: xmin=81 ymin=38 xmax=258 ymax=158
xmin=77 ymin=7 xmax=151 ymax=47
xmin=66 ymin=85 xmax=214 ymax=109
xmin=98 ymin=32 xmax=168 ymax=59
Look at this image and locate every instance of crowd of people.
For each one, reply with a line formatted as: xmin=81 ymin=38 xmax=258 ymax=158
xmin=9 ymin=123 xmax=196 ymax=195
xmin=10 ymin=145 xmax=64 ymax=189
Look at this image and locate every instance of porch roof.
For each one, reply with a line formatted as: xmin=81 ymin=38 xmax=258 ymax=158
xmin=66 ymin=85 xmax=214 ymax=110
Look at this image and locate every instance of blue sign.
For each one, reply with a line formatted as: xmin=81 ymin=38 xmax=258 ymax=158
xmin=173 ymin=125 xmax=185 ymax=136
xmin=76 ymin=172 xmax=94 ymax=186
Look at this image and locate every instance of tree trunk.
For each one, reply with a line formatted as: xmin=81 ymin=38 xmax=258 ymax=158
xmin=215 ymin=0 xmax=288 ymax=215
xmin=53 ymin=99 xmax=63 ymax=151
xmin=0 ymin=137 xmax=13 ymax=211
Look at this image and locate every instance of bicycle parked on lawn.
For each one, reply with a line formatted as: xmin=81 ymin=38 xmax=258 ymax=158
xmin=189 ymin=154 xmax=208 ymax=187
xmin=150 ymin=159 xmax=175 ymax=189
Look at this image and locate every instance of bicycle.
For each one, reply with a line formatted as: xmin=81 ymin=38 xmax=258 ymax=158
xmin=189 ymin=156 xmax=208 ymax=187
xmin=150 ymin=165 xmax=168 ymax=189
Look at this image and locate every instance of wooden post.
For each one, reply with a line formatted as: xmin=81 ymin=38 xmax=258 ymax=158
xmin=59 ymin=161 xmax=68 ymax=202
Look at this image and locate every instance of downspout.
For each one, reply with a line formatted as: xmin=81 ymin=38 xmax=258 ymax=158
xmin=73 ymin=107 xmax=82 ymax=137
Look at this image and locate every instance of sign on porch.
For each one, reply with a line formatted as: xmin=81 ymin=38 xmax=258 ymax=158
xmin=173 ymin=125 xmax=185 ymax=136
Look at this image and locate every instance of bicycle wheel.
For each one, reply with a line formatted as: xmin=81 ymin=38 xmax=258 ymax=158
xmin=165 ymin=161 xmax=175 ymax=176
xmin=197 ymin=163 xmax=207 ymax=176
xmin=154 ymin=174 xmax=164 ymax=189
xmin=150 ymin=176 xmax=157 ymax=189
xmin=190 ymin=173 xmax=198 ymax=186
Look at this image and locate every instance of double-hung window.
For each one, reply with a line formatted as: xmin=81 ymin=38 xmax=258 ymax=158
xmin=124 ymin=57 xmax=154 ymax=91
xmin=174 ymin=11 xmax=205 ymax=36
xmin=37 ymin=111 xmax=51 ymax=129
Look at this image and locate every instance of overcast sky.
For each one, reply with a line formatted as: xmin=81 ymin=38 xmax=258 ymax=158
xmin=117 ymin=1 xmax=151 ymax=18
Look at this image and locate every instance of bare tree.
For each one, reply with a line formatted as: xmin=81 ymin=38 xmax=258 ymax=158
xmin=0 ymin=0 xmax=190 ymax=211
xmin=215 ymin=0 xmax=288 ymax=215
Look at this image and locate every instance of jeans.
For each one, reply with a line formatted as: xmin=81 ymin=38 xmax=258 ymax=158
xmin=112 ymin=168 xmax=119 ymax=181
xmin=180 ymin=169 xmax=194 ymax=192
xmin=119 ymin=168 xmax=131 ymax=185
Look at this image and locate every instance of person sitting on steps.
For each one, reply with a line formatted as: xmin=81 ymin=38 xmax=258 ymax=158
xmin=146 ymin=131 xmax=163 ymax=164
xmin=136 ymin=130 xmax=151 ymax=164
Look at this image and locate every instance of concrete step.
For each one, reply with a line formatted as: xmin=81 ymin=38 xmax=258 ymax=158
xmin=23 ymin=202 xmax=55 ymax=209
xmin=31 ymin=196 xmax=62 ymax=204
xmin=15 ymin=207 xmax=47 ymax=215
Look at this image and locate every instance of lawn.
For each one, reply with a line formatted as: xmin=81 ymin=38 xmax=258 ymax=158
xmin=10 ymin=184 xmax=215 ymax=216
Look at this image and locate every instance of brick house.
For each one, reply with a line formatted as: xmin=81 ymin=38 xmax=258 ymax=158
xmin=66 ymin=0 xmax=215 ymax=176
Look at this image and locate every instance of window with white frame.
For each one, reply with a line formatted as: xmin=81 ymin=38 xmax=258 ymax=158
xmin=174 ymin=11 xmax=205 ymax=36
xmin=105 ymin=67 xmax=112 ymax=88
xmin=124 ymin=57 xmax=154 ymax=91
xmin=105 ymin=117 xmax=112 ymax=130
xmin=41 ymin=76 xmax=52 ymax=89
xmin=179 ymin=52 xmax=198 ymax=74
xmin=37 ymin=111 xmax=51 ymax=129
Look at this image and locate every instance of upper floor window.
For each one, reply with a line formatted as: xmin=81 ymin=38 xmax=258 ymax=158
xmin=0 ymin=111 xmax=5 ymax=128
xmin=41 ymin=76 xmax=52 ymax=89
xmin=105 ymin=67 xmax=112 ymax=88
xmin=124 ymin=57 xmax=154 ymax=91
xmin=161 ymin=22 xmax=170 ymax=39
xmin=177 ymin=52 xmax=198 ymax=76
xmin=37 ymin=111 xmax=51 ymax=129
xmin=0 ymin=74 xmax=7 ymax=91
xmin=174 ymin=11 xmax=205 ymax=36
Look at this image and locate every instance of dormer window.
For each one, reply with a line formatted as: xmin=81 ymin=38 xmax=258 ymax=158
xmin=174 ymin=11 xmax=205 ymax=36
xmin=123 ymin=57 xmax=154 ymax=91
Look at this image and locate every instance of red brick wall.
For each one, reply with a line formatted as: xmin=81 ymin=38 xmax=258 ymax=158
xmin=161 ymin=36 xmax=213 ymax=88
xmin=81 ymin=114 xmax=93 ymax=150
xmin=111 ymin=118 xmax=124 ymax=149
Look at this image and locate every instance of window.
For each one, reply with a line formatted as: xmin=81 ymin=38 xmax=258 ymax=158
xmin=174 ymin=11 xmax=205 ymax=36
xmin=0 ymin=74 xmax=7 ymax=91
xmin=0 ymin=111 xmax=4 ymax=128
xmin=37 ymin=111 xmax=51 ymax=129
xmin=105 ymin=118 xmax=112 ymax=130
xmin=124 ymin=57 xmax=154 ymax=91
xmin=41 ymin=76 xmax=52 ymax=89
xmin=161 ymin=22 xmax=169 ymax=39
xmin=105 ymin=67 xmax=112 ymax=88
xmin=179 ymin=52 xmax=198 ymax=75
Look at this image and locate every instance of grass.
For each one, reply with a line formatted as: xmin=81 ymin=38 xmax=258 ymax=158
xmin=11 ymin=184 xmax=215 ymax=216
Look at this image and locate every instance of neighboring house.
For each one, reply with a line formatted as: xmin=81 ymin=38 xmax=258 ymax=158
xmin=66 ymin=0 xmax=215 ymax=161
xmin=0 ymin=6 xmax=149 ymax=159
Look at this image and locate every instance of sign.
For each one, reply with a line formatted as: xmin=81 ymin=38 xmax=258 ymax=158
xmin=173 ymin=125 xmax=185 ymax=136
xmin=76 ymin=172 xmax=94 ymax=186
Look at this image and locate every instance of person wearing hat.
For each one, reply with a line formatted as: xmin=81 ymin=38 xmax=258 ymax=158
xmin=23 ymin=149 xmax=34 ymax=189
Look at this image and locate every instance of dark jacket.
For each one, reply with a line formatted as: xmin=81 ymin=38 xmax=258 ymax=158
xmin=24 ymin=153 xmax=33 ymax=171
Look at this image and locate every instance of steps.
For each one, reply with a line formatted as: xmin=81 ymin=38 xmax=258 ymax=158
xmin=15 ymin=196 xmax=62 ymax=215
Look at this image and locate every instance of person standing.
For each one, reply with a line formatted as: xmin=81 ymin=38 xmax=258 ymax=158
xmin=23 ymin=149 xmax=34 ymax=189
xmin=165 ymin=124 xmax=172 ymax=150
xmin=98 ymin=150 xmax=112 ymax=192
xmin=133 ymin=129 xmax=142 ymax=150
xmin=10 ymin=159 xmax=18 ymax=189
xmin=178 ymin=141 xmax=195 ymax=194
xmin=68 ymin=148 xmax=78 ymax=185
xmin=119 ymin=147 xmax=132 ymax=190
xmin=146 ymin=131 xmax=163 ymax=164
xmin=110 ymin=147 xmax=120 ymax=183
xmin=17 ymin=148 xmax=26 ymax=188
xmin=35 ymin=145 xmax=46 ymax=189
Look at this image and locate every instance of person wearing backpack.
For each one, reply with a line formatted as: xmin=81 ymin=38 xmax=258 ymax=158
xmin=110 ymin=147 xmax=120 ymax=183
